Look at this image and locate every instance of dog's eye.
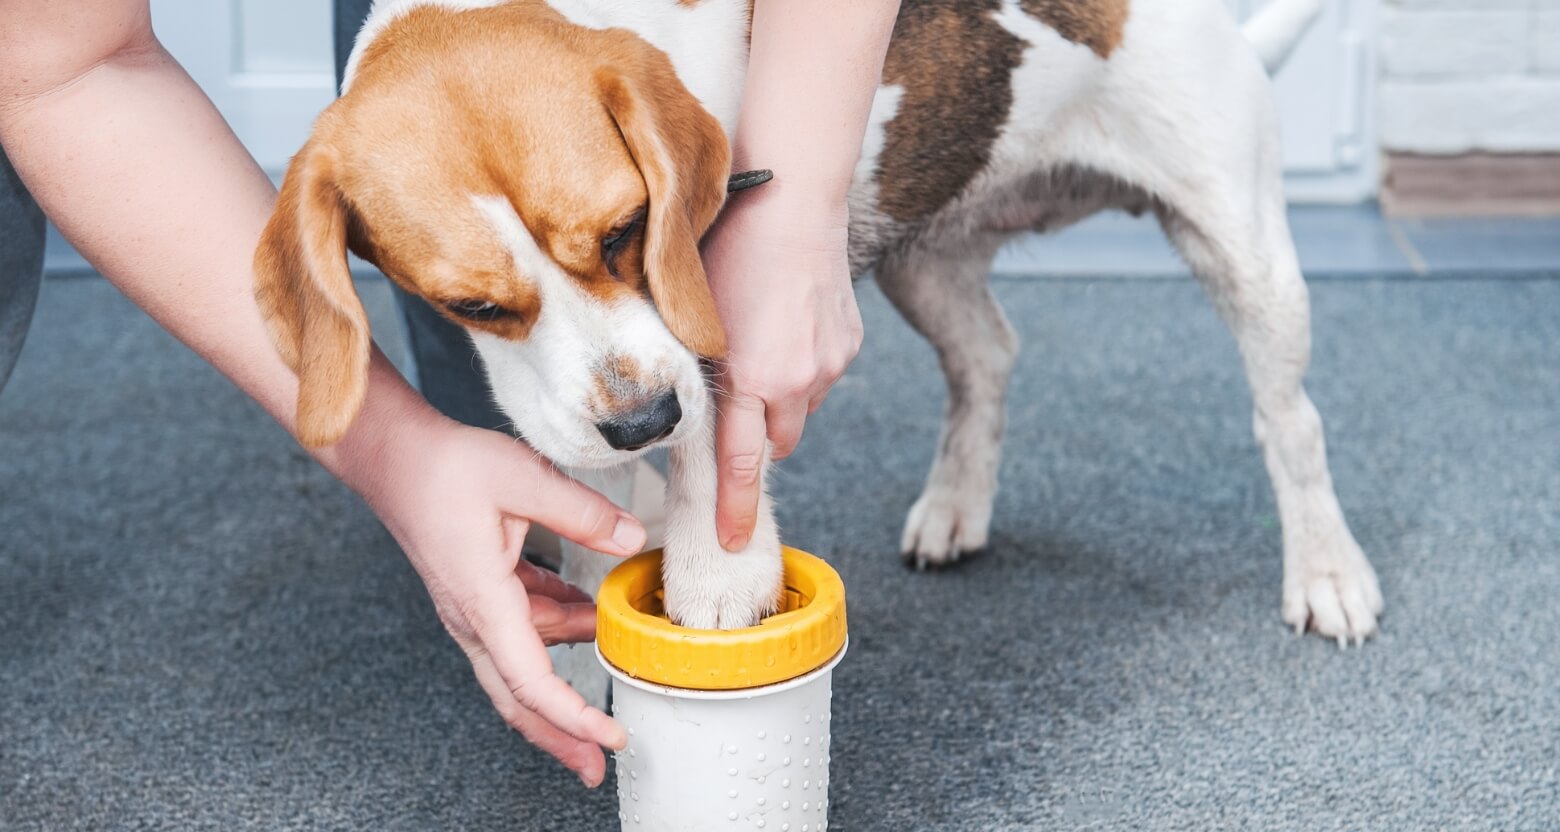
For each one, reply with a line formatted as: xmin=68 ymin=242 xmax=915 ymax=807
xmin=601 ymin=210 xmax=646 ymax=280
xmin=445 ymin=299 xmax=510 ymax=323
xmin=602 ymin=212 xmax=643 ymax=254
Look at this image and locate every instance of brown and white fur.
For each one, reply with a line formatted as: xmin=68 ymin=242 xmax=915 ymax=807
xmin=255 ymin=0 xmax=1381 ymax=708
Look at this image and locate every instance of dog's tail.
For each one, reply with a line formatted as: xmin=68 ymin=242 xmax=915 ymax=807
xmin=1243 ymin=0 xmax=1325 ymax=73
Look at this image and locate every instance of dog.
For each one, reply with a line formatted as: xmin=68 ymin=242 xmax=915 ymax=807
xmin=255 ymin=0 xmax=1382 ymax=706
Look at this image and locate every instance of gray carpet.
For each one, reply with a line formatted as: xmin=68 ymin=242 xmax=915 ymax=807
xmin=3 ymin=272 xmax=1558 ymax=831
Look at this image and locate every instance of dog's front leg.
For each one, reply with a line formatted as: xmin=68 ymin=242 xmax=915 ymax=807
xmin=662 ymin=403 xmax=784 ymax=629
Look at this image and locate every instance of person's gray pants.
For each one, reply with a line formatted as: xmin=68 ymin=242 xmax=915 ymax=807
xmin=0 ymin=146 xmax=45 ymax=397
xmin=335 ymin=0 xmax=510 ymax=432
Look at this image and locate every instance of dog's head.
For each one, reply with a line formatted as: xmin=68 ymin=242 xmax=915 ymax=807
xmin=254 ymin=4 xmax=729 ymax=467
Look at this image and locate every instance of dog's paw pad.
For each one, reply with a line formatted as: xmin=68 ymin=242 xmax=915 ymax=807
xmin=900 ymin=487 xmax=992 ymax=569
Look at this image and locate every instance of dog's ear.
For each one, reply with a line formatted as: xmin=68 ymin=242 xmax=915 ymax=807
xmin=597 ymin=57 xmax=730 ymax=359
xmin=254 ymin=121 xmax=371 ymax=448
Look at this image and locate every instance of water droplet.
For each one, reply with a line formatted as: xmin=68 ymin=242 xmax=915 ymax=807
xmin=783 ymin=756 xmax=791 ymax=766
xmin=803 ymin=780 xmax=810 ymax=790
xmin=728 ymin=789 xmax=738 ymax=799
xmin=630 ymin=771 xmax=638 ymax=780
xmin=756 ymin=821 xmax=765 ymax=829
xmin=757 ymin=752 xmax=767 ymax=762
xmin=728 ymin=768 xmax=738 ymax=776
xmin=757 ymin=730 xmax=767 ymax=739
xmin=782 ymin=800 xmax=791 ymax=810
xmin=783 ymin=735 xmax=791 ymax=744
xmin=633 ymin=814 xmax=640 ymax=824
xmin=726 ymin=744 xmax=738 ymax=755
xmin=783 ymin=778 xmax=791 ymax=788
xmin=804 ymin=715 xmax=811 ymax=724
xmin=803 ymin=802 xmax=810 ymax=811
xmin=803 ymin=737 xmax=811 ymax=746
xmin=757 ymin=798 xmax=766 ymax=806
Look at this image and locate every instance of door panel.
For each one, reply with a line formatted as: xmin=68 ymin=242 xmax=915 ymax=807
xmin=151 ymin=0 xmax=336 ymax=176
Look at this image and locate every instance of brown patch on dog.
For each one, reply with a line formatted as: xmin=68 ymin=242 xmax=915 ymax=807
xmin=874 ymin=0 xmax=1027 ymax=223
xmin=1021 ymin=0 xmax=1130 ymax=59
xmin=593 ymin=354 xmax=649 ymax=413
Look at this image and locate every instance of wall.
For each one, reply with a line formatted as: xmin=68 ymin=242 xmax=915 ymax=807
xmin=1379 ymin=0 xmax=1560 ymax=154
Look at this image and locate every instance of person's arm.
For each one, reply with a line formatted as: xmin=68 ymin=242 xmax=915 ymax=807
xmin=0 ymin=2 xmax=636 ymax=786
xmin=705 ymin=0 xmax=900 ymax=551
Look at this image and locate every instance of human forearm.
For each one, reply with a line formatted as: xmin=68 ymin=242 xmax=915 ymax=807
xmin=734 ymin=0 xmax=900 ymax=215
xmin=0 ymin=25 xmax=421 ymax=486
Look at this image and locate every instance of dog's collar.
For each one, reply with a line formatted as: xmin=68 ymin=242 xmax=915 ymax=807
xmin=727 ymin=169 xmax=773 ymax=193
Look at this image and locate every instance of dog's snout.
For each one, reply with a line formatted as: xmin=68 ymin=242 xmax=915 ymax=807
xmin=596 ymin=391 xmax=682 ymax=451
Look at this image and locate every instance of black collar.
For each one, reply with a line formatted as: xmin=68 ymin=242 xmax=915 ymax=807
xmin=726 ymin=169 xmax=773 ymax=193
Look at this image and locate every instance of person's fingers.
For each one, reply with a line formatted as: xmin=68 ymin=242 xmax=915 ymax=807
xmin=468 ymin=649 xmax=608 ymax=786
xmin=766 ymin=397 xmax=808 ymax=461
xmin=807 ymin=389 xmax=827 ymax=415
xmin=492 ymin=452 xmax=645 ymax=557
xmin=715 ymin=391 xmax=768 ymax=552
xmin=517 ymin=560 xmax=594 ymax=605
xmin=471 ymin=575 xmax=627 ymax=751
xmin=527 ymin=594 xmax=598 ymax=646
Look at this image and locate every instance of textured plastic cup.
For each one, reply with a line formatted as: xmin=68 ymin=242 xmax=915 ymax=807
xmin=595 ymin=548 xmax=848 ymax=832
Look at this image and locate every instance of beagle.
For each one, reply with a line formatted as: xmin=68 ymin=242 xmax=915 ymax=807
xmin=255 ymin=0 xmax=1382 ymax=704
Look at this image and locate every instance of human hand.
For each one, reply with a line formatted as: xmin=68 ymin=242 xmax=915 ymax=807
xmin=344 ymin=413 xmax=646 ymax=786
xmin=703 ymin=188 xmax=863 ymax=552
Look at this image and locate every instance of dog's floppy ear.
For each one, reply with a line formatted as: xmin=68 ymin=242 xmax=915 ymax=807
xmin=598 ymin=58 xmax=730 ymax=359
xmin=254 ymin=123 xmax=370 ymax=448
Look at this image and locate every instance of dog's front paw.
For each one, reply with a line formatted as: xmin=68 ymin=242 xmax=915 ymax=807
xmin=1283 ymin=533 xmax=1383 ymax=646
xmin=901 ymin=485 xmax=993 ymax=569
xmin=662 ymin=533 xmax=783 ymax=630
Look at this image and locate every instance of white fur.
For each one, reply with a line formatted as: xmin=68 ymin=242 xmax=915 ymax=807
xmin=660 ymin=408 xmax=784 ymax=630
xmin=543 ymin=0 xmax=750 ymax=135
xmin=346 ymin=0 xmax=1379 ymax=649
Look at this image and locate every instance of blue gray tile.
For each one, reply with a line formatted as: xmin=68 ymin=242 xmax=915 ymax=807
xmin=1392 ymin=216 xmax=1560 ymax=273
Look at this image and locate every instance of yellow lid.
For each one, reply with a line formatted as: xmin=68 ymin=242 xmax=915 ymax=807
xmin=595 ymin=547 xmax=847 ymax=691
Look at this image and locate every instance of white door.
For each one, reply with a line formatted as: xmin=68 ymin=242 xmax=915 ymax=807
xmin=161 ymin=0 xmax=1378 ymax=196
xmin=151 ymin=0 xmax=337 ymax=177
xmin=1231 ymin=0 xmax=1379 ymax=202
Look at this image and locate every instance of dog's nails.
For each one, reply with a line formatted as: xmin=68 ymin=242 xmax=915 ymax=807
xmin=1336 ymin=635 xmax=1346 ymax=650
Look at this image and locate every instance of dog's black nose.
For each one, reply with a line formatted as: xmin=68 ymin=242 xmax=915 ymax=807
xmin=596 ymin=391 xmax=682 ymax=451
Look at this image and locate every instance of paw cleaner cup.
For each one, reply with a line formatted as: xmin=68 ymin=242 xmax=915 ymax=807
xmin=596 ymin=547 xmax=848 ymax=832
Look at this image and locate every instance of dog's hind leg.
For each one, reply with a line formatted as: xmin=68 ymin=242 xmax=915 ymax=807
xmin=876 ymin=234 xmax=1018 ymax=568
xmin=1156 ymin=162 xmax=1382 ymax=645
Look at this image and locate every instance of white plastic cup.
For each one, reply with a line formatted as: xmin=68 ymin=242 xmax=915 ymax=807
xmin=600 ymin=642 xmax=845 ymax=832
xmin=594 ymin=548 xmax=848 ymax=832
